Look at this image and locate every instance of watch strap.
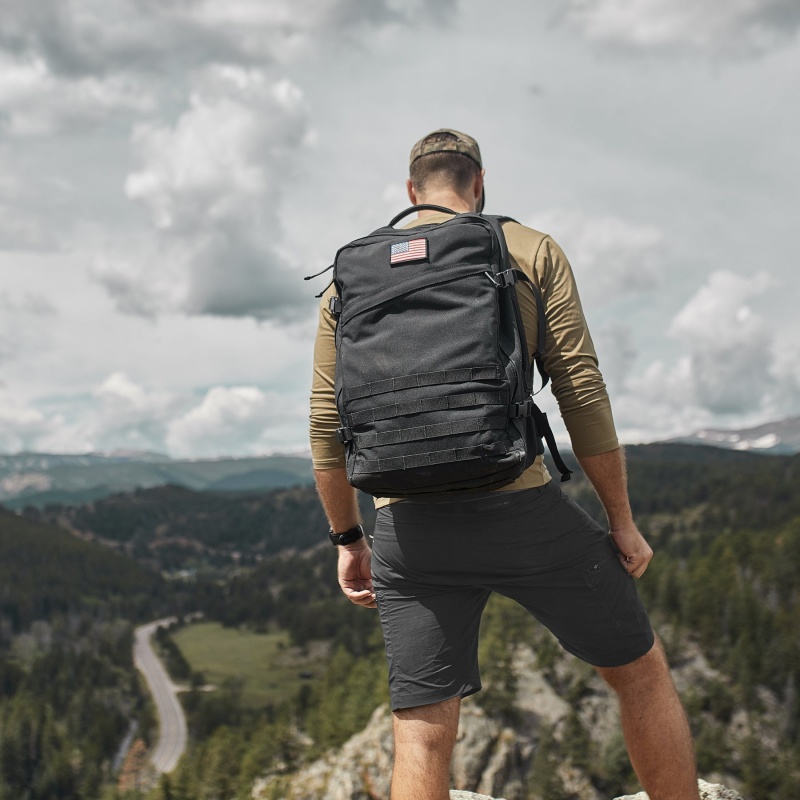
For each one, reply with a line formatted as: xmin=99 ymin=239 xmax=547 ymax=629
xmin=329 ymin=524 xmax=364 ymax=547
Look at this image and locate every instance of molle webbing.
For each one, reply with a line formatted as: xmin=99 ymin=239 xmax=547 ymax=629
xmin=338 ymin=414 xmax=510 ymax=448
xmin=344 ymin=366 xmax=502 ymax=402
xmin=344 ymin=391 xmax=509 ymax=427
xmin=325 ymin=206 xmax=572 ymax=495
xmin=353 ymin=441 xmax=516 ymax=475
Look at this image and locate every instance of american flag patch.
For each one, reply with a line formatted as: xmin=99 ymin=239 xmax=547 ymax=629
xmin=390 ymin=238 xmax=427 ymax=265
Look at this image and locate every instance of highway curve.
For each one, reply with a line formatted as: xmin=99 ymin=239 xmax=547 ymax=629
xmin=133 ymin=618 xmax=188 ymax=773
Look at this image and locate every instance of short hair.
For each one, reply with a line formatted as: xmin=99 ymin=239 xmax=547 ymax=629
xmin=409 ymin=132 xmax=480 ymax=196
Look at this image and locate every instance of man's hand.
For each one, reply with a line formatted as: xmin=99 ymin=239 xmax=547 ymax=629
xmin=577 ymin=448 xmax=654 ymax=580
xmin=609 ymin=521 xmax=653 ymax=580
xmin=337 ymin=540 xmax=377 ymax=608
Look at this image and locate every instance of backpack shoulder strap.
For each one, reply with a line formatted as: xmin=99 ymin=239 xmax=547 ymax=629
xmin=482 ymin=215 xmax=550 ymax=392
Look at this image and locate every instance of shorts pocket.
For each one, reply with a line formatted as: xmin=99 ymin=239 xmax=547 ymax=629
xmin=584 ymin=537 xmax=618 ymax=588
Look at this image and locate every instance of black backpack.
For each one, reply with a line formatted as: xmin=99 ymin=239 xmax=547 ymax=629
xmin=308 ymin=205 xmax=572 ymax=497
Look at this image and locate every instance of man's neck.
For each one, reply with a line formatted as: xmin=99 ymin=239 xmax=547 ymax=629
xmin=415 ymin=191 xmax=475 ymax=216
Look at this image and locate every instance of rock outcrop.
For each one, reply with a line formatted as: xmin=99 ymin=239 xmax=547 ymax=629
xmin=252 ymin=635 xmax=774 ymax=799
xmin=252 ymin=704 xmax=534 ymax=800
xmin=614 ymin=780 xmax=743 ymax=800
xmin=449 ymin=784 xmax=744 ymax=800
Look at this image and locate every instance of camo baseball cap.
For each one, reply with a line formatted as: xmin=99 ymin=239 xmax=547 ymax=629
xmin=409 ymin=128 xmax=485 ymax=211
xmin=409 ymin=128 xmax=483 ymax=169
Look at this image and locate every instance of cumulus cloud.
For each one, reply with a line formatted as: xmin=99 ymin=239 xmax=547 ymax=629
xmin=0 ymin=0 xmax=449 ymax=80
xmin=611 ymin=356 xmax=714 ymax=441
xmin=0 ymin=373 xmax=308 ymax=458
xmin=593 ymin=322 xmax=638 ymax=393
xmin=166 ymin=385 xmax=306 ymax=458
xmin=0 ymin=390 xmax=56 ymax=452
xmin=0 ymin=291 xmax=57 ymax=368
xmin=0 ymin=53 xmax=155 ymax=136
xmin=86 ymin=372 xmax=184 ymax=450
xmin=15 ymin=372 xmax=188 ymax=454
xmin=531 ymin=208 xmax=663 ymax=307
xmin=608 ymin=269 xmax=793 ymax=441
xmin=566 ymin=0 xmax=800 ymax=56
xmin=93 ymin=66 xmax=311 ymax=320
xmin=669 ymin=270 xmax=773 ymax=413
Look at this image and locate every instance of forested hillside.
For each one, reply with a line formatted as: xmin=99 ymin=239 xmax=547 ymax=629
xmin=0 ymin=510 xmax=175 ymax=799
xmin=142 ymin=445 xmax=800 ymax=800
xmin=4 ymin=444 xmax=800 ymax=798
xmin=0 ymin=507 xmax=165 ymax=630
xmin=27 ymin=484 xmax=377 ymax=574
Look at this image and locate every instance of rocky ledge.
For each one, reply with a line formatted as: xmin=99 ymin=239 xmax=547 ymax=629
xmin=449 ymin=779 xmax=744 ymax=800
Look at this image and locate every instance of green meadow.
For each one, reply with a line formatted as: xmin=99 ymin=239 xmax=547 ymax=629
xmin=171 ymin=621 xmax=325 ymax=706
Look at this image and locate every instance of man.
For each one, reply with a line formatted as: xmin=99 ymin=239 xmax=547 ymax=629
xmin=309 ymin=129 xmax=699 ymax=800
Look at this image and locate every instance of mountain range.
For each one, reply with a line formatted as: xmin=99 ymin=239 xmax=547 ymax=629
xmin=1 ymin=414 xmax=798 ymax=508
xmin=667 ymin=414 xmax=800 ymax=455
xmin=0 ymin=450 xmax=313 ymax=509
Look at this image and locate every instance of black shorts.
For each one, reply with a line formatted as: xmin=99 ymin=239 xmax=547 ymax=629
xmin=371 ymin=481 xmax=654 ymax=711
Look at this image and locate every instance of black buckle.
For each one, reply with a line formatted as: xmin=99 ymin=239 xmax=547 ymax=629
xmin=328 ymin=296 xmax=342 ymax=316
xmin=335 ymin=426 xmax=353 ymax=444
xmin=485 ymin=269 xmax=518 ymax=289
xmin=510 ymin=399 xmax=533 ymax=418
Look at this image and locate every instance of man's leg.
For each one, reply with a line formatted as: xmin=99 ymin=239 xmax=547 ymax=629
xmin=391 ymin=696 xmax=461 ymax=800
xmin=596 ymin=637 xmax=699 ymax=800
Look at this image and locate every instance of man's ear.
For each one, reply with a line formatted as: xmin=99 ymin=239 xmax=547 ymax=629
xmin=475 ymin=170 xmax=485 ymax=202
xmin=406 ymin=179 xmax=418 ymax=205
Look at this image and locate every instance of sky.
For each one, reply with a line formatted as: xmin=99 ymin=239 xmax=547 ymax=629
xmin=0 ymin=0 xmax=798 ymax=459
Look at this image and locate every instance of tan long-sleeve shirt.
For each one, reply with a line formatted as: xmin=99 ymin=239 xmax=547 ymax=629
xmin=309 ymin=212 xmax=619 ymax=508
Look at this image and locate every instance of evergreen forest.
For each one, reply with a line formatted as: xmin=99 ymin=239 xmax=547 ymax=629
xmin=1 ymin=444 xmax=798 ymax=799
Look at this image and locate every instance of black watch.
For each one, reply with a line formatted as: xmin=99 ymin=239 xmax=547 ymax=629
xmin=329 ymin=524 xmax=364 ymax=547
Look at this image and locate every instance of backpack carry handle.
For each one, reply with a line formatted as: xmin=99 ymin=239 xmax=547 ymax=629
xmin=389 ymin=205 xmax=457 ymax=227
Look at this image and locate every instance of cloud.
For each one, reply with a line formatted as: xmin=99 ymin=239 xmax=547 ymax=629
xmin=611 ymin=355 xmax=715 ymax=441
xmin=606 ymin=269 xmax=796 ymax=441
xmin=669 ymin=270 xmax=773 ymax=413
xmin=0 ymin=0 xmax=452 ymax=140
xmin=0 ymin=373 xmax=308 ymax=458
xmin=0 ymin=152 xmax=61 ymax=250
xmin=566 ymin=0 xmax=800 ymax=56
xmin=18 ymin=372 xmax=186 ymax=454
xmin=0 ymin=291 xmax=58 ymax=368
xmin=166 ymin=385 xmax=306 ymax=458
xmin=0 ymin=0 xmax=446 ymax=80
xmin=0 ymin=202 xmax=57 ymax=250
xmin=530 ymin=208 xmax=663 ymax=307
xmin=0 ymin=391 xmax=56 ymax=452
xmin=85 ymin=372 xmax=183 ymax=450
xmin=93 ymin=66 xmax=311 ymax=321
xmin=0 ymin=53 xmax=155 ymax=136
xmin=593 ymin=322 xmax=638 ymax=393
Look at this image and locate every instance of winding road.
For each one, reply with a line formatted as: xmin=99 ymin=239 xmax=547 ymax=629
xmin=133 ymin=618 xmax=188 ymax=774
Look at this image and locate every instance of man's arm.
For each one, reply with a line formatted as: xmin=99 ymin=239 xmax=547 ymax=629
xmin=576 ymin=447 xmax=653 ymax=579
xmin=314 ymin=467 xmax=376 ymax=608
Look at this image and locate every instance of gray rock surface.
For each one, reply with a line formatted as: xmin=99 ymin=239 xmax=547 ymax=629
xmin=252 ymin=704 xmax=527 ymax=800
xmin=614 ymin=778 xmax=744 ymax=800
xmin=448 ymin=779 xmax=744 ymax=800
xmin=449 ymin=792 xmax=506 ymax=800
xmin=250 ymin=639 xmax=754 ymax=800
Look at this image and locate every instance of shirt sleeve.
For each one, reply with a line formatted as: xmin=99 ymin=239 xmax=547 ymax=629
xmin=309 ymin=284 xmax=346 ymax=469
xmin=521 ymin=236 xmax=620 ymax=457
